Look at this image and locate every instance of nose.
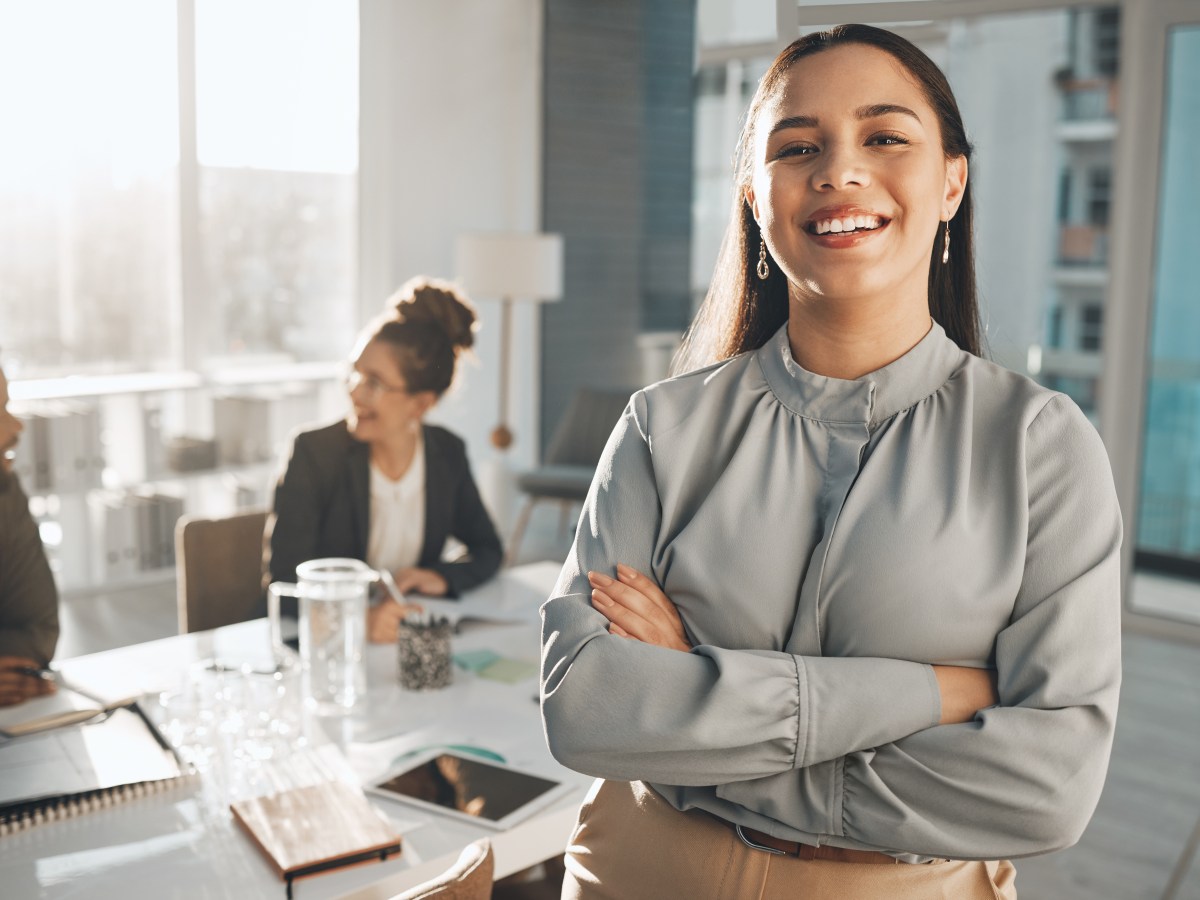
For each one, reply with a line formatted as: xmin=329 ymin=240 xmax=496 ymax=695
xmin=345 ymin=371 xmax=368 ymax=401
xmin=810 ymin=142 xmax=869 ymax=192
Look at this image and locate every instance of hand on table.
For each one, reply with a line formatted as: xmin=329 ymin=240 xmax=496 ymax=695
xmin=0 ymin=656 xmax=55 ymax=707
xmin=391 ymin=567 xmax=449 ymax=598
xmin=367 ymin=599 xmax=426 ymax=644
xmin=588 ymin=564 xmax=692 ymax=653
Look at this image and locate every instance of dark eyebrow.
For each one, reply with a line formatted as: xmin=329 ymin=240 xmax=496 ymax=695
xmin=768 ymin=103 xmax=922 ymax=137
xmin=856 ymin=103 xmax=921 ymax=123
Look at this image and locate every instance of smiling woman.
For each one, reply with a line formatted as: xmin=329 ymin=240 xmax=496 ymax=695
xmin=263 ymin=278 xmax=503 ymax=645
xmin=540 ymin=24 xmax=1122 ymax=900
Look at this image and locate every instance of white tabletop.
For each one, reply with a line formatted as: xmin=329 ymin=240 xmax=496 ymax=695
xmin=0 ymin=562 xmax=588 ymax=899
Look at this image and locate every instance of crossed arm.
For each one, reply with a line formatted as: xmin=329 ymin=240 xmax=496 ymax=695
xmin=588 ymin=564 xmax=998 ymax=726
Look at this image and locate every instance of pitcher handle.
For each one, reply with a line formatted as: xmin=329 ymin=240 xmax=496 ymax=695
xmin=267 ymin=581 xmax=299 ymax=669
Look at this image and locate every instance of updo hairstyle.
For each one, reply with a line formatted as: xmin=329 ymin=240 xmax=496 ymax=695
xmin=365 ymin=276 xmax=477 ymax=396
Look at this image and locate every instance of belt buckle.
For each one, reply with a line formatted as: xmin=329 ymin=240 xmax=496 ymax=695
xmin=734 ymin=824 xmax=786 ymax=856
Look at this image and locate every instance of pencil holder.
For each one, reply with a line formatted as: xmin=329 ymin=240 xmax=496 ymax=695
xmin=396 ymin=620 xmax=453 ymax=690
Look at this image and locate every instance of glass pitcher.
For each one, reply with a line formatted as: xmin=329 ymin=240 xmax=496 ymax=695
xmin=267 ymin=558 xmax=377 ymax=713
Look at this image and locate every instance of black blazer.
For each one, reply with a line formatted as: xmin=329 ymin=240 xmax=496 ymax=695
xmin=262 ymin=420 xmax=502 ymax=615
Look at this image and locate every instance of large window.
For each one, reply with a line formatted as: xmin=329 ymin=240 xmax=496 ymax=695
xmin=196 ymin=0 xmax=358 ymax=365
xmin=0 ymin=1 xmax=180 ymax=375
xmin=0 ymin=0 xmax=358 ymax=379
xmin=1135 ymin=25 xmax=1200 ymax=581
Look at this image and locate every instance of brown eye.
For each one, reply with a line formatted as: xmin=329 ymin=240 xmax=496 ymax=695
xmin=776 ymin=143 xmax=817 ymax=159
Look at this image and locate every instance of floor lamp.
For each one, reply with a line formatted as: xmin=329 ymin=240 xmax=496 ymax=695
xmin=455 ymin=233 xmax=564 ymax=451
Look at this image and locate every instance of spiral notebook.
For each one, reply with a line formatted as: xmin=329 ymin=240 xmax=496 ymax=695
xmin=0 ymin=701 xmax=192 ymax=835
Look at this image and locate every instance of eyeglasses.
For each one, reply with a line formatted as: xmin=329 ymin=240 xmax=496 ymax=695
xmin=344 ymin=368 xmax=409 ymax=399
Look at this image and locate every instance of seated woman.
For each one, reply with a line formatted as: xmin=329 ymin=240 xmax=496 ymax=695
xmin=264 ymin=277 xmax=503 ymax=643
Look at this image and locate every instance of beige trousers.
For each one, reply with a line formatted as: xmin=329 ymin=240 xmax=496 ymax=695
xmin=561 ymin=780 xmax=1017 ymax=900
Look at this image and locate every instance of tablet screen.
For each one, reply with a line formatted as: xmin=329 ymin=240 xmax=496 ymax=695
xmin=374 ymin=753 xmax=562 ymax=823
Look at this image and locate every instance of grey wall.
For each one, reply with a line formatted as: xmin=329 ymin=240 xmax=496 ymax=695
xmin=540 ymin=0 xmax=696 ymax=451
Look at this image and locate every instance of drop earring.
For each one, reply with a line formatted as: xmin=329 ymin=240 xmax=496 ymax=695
xmin=757 ymin=239 xmax=770 ymax=281
xmin=941 ymin=221 xmax=951 ymax=265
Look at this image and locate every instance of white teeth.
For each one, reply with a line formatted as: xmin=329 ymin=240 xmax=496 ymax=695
xmin=813 ymin=215 xmax=883 ymax=235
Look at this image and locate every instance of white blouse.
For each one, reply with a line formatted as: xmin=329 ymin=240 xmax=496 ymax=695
xmin=367 ymin=436 xmax=425 ymax=574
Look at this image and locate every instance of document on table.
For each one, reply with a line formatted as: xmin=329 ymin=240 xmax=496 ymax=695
xmin=0 ymin=706 xmax=184 ymax=809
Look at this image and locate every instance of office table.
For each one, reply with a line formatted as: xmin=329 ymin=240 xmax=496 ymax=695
xmin=0 ymin=562 xmax=588 ymax=899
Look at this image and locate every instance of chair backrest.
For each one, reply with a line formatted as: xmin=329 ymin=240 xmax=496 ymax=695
xmin=175 ymin=509 xmax=269 ymax=634
xmin=391 ymin=837 xmax=493 ymax=900
xmin=542 ymin=387 xmax=632 ymax=468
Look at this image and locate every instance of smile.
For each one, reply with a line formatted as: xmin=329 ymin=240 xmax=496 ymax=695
xmin=807 ymin=214 xmax=885 ymax=235
xmin=804 ymin=217 xmax=889 ymax=247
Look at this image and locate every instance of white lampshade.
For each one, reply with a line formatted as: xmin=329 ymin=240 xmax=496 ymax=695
xmin=455 ymin=233 xmax=564 ymax=302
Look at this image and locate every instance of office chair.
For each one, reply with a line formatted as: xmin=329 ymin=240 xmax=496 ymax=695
xmin=174 ymin=509 xmax=269 ymax=633
xmin=391 ymin=837 xmax=493 ymax=900
xmin=506 ymin=387 xmax=631 ymax=565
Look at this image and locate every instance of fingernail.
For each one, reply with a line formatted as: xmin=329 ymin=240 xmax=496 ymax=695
xmin=589 ymin=572 xmax=613 ymax=587
xmin=616 ymin=564 xmax=634 ymax=580
xmin=591 ymin=589 xmax=613 ymax=607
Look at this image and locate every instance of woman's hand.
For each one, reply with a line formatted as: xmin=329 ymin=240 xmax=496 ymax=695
xmin=588 ymin=564 xmax=692 ymax=652
xmin=367 ymin=599 xmax=425 ymax=644
xmin=392 ymin=567 xmax=449 ymax=597
xmin=932 ymin=665 xmax=999 ymax=725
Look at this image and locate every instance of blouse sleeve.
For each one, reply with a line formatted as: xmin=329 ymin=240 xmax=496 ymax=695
xmin=722 ymin=395 xmax=1124 ymax=859
xmin=540 ymin=393 xmax=943 ymax=787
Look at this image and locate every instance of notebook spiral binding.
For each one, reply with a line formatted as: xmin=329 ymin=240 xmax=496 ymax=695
xmin=0 ymin=770 xmax=199 ymax=837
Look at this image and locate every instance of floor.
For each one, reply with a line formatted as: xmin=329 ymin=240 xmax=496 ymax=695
xmin=57 ymin=502 xmax=1200 ymax=900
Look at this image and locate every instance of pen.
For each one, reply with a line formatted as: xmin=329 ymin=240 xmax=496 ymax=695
xmin=14 ymin=665 xmax=56 ymax=682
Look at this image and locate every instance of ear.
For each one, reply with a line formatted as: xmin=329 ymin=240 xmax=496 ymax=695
xmin=412 ymin=391 xmax=438 ymax=418
xmin=744 ymin=186 xmax=761 ymax=225
xmin=943 ymin=155 xmax=968 ymax=220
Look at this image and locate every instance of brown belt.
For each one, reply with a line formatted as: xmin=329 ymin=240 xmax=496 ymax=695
xmin=736 ymin=825 xmax=901 ymax=865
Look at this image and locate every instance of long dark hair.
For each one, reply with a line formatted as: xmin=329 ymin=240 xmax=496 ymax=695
xmin=673 ymin=24 xmax=980 ymax=374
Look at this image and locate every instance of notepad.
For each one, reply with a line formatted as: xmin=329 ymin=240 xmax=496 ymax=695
xmin=231 ymin=779 xmax=402 ymax=897
xmin=0 ymin=703 xmax=191 ymax=835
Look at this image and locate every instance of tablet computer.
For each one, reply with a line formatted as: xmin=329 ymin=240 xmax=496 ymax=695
xmin=365 ymin=749 xmax=572 ymax=830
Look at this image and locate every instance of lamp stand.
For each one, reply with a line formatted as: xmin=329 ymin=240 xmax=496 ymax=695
xmin=490 ymin=296 xmax=514 ymax=450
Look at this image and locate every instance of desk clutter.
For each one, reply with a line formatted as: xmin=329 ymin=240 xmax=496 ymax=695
xmin=0 ymin=565 xmax=571 ymax=897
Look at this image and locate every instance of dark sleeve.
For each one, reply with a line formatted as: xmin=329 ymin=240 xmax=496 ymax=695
xmin=261 ymin=434 xmax=325 ymax=617
xmin=0 ymin=477 xmax=59 ymax=663
xmin=429 ymin=447 xmax=503 ymax=597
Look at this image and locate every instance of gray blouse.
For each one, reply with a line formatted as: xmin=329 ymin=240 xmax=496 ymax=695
xmin=540 ymin=321 xmax=1123 ymax=861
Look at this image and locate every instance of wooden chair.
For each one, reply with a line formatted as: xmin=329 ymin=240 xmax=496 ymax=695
xmin=391 ymin=838 xmax=494 ymax=900
xmin=174 ymin=509 xmax=269 ymax=634
xmin=507 ymin=387 xmax=631 ymax=565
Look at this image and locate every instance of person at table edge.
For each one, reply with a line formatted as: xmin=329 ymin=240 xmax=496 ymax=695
xmin=0 ymin=358 xmax=60 ymax=706
xmin=262 ymin=277 xmax=503 ymax=643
